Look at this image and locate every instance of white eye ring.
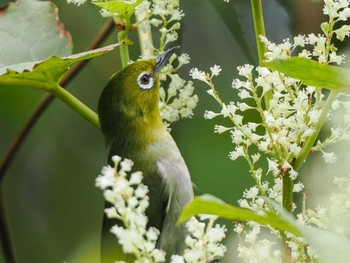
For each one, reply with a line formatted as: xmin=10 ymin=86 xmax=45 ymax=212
xmin=137 ymin=71 xmax=154 ymax=90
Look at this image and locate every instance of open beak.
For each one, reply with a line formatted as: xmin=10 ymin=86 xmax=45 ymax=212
xmin=154 ymin=46 xmax=179 ymax=73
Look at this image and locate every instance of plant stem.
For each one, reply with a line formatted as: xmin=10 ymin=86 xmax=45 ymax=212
xmin=116 ymin=17 xmax=130 ymax=67
xmin=250 ymin=2 xmax=291 ymax=260
xmin=51 ymin=85 xmax=100 ymax=129
xmin=0 ymin=187 xmax=15 ymax=263
xmin=282 ymin=172 xmax=293 ymax=212
xmin=250 ymin=0 xmax=271 ymax=109
xmin=136 ymin=13 xmax=154 ymax=59
xmin=293 ymin=90 xmax=338 ymax=171
xmin=250 ymin=0 xmax=266 ymax=65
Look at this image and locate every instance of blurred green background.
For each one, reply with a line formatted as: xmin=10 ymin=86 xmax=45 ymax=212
xmin=0 ymin=0 xmax=333 ymax=262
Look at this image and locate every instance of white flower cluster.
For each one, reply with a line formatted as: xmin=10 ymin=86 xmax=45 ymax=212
xmin=189 ymin=0 xmax=350 ymax=261
xmin=313 ymin=96 xmax=350 ymax=163
xmin=262 ymin=0 xmax=350 ymax=65
xmin=95 ymin=156 xmax=166 ymax=262
xmin=171 ymin=215 xmax=227 ymax=263
xmin=96 ymin=156 xmax=227 ymax=262
xmin=135 ymin=0 xmax=184 ymax=53
xmin=159 ymin=55 xmax=198 ymax=126
xmin=284 ymin=173 xmax=350 ymax=262
xmin=136 ymin=0 xmax=198 ymax=127
xmin=234 ymin=222 xmax=282 ymax=263
xmin=191 ymin=63 xmax=307 ymax=213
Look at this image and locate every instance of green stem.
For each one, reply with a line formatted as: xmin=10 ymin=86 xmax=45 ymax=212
xmin=282 ymin=172 xmax=293 ymax=212
xmin=250 ymin=0 xmax=271 ymax=110
xmin=250 ymin=0 xmax=266 ymax=65
xmin=0 ymin=82 xmax=100 ymax=130
xmin=293 ymin=90 xmax=338 ymax=171
xmin=115 ymin=17 xmax=130 ymax=67
xmin=51 ymin=85 xmax=100 ymax=129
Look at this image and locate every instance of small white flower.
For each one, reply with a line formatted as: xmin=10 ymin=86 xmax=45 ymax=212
xmin=234 ymin=223 xmax=244 ymax=234
xmin=229 ymin=146 xmax=245 ymax=160
xmin=178 ymin=53 xmax=190 ymax=65
xmin=214 ymin=125 xmax=232 ymax=134
xmin=251 ymin=153 xmax=261 ymax=164
xmin=293 ymin=182 xmax=304 ymax=193
xmin=308 ymin=109 xmax=321 ymax=124
xmin=334 ymin=25 xmax=350 ymax=41
xmin=165 ymin=31 xmax=178 ymax=44
xmin=204 ymin=110 xmax=220 ymax=119
xmin=135 ymin=184 xmax=149 ymax=198
xmin=237 ymin=64 xmax=254 ymax=77
xmin=322 ymin=151 xmax=338 ymax=164
xmin=170 ymin=255 xmax=185 ymax=263
xmin=294 ymin=35 xmax=306 ymax=47
xmin=105 ymin=207 xmax=118 ymax=218
xmin=221 ymin=103 xmax=237 ymax=117
xmin=112 ymin=155 xmax=122 ymax=166
xmin=169 ymin=9 xmax=185 ymax=22
xmin=244 ymin=186 xmax=259 ymax=199
xmin=210 ymin=65 xmax=222 ymax=77
xmin=95 ymin=165 xmax=115 ymax=189
xmin=129 ymin=171 xmax=143 ymax=185
xmin=120 ymin=158 xmax=133 ymax=173
xmin=189 ymin=68 xmax=208 ymax=84
xmin=267 ymin=158 xmax=280 ymax=176
xmin=329 ymin=52 xmax=344 ymax=64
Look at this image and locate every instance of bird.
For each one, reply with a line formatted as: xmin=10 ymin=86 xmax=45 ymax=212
xmin=97 ymin=47 xmax=194 ymax=262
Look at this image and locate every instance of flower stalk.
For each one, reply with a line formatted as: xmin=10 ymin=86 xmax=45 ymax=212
xmin=293 ymin=90 xmax=339 ymax=171
xmin=116 ymin=17 xmax=131 ymax=67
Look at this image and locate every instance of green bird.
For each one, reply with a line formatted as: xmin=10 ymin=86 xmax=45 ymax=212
xmin=98 ymin=47 xmax=194 ymax=262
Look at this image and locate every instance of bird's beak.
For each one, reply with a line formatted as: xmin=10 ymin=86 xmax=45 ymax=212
xmin=154 ymin=46 xmax=179 ymax=73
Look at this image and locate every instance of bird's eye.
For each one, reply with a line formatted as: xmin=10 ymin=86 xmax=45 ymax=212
xmin=137 ymin=71 xmax=154 ymax=90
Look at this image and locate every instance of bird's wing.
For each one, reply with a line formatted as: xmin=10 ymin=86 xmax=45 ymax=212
xmin=147 ymin=138 xmax=194 ymax=256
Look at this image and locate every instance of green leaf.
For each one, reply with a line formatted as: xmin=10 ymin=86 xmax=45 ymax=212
xmin=301 ymin=226 xmax=350 ymax=263
xmin=92 ymin=0 xmax=142 ymax=18
xmin=272 ymin=202 xmax=350 ymax=263
xmin=267 ymin=57 xmax=350 ymax=90
xmin=179 ymin=194 xmax=302 ymax=236
xmin=0 ymin=0 xmax=72 ymax=67
xmin=0 ymin=43 xmax=120 ymax=90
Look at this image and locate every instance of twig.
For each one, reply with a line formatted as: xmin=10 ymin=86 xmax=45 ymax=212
xmin=0 ymin=18 xmax=115 ymax=263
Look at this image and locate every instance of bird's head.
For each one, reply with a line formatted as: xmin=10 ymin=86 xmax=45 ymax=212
xmin=98 ymin=47 xmax=178 ymax=144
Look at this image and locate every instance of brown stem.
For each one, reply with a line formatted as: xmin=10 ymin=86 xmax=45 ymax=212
xmin=0 ymin=187 xmax=15 ymax=263
xmin=0 ymin=18 xmax=115 ymax=263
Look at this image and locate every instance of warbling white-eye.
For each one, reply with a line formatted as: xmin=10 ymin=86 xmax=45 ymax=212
xmin=98 ymin=47 xmax=194 ymax=262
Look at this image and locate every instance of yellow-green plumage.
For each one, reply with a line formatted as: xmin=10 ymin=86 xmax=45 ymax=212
xmin=98 ymin=48 xmax=193 ymax=262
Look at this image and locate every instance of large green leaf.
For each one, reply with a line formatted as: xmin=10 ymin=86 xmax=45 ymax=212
xmin=275 ymin=204 xmax=350 ymax=263
xmin=182 ymin=195 xmax=350 ymax=262
xmin=0 ymin=0 xmax=72 ymax=67
xmin=0 ymin=43 xmax=120 ymax=90
xmin=178 ymin=194 xmax=301 ymax=236
xmin=267 ymin=57 xmax=350 ymax=90
xmin=92 ymin=0 xmax=142 ymax=18
xmin=301 ymin=226 xmax=350 ymax=263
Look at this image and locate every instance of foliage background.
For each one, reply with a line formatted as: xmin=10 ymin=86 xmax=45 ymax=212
xmin=0 ymin=0 xmax=329 ymax=262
